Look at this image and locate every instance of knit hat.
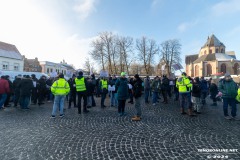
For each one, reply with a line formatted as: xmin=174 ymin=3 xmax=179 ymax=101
xmin=79 ymin=71 xmax=83 ymax=76
xmin=134 ymin=74 xmax=139 ymax=79
xmin=224 ymin=73 xmax=231 ymax=78
xmin=121 ymin=72 xmax=126 ymax=76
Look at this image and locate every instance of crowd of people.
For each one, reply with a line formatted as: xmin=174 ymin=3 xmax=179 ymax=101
xmin=0 ymin=71 xmax=240 ymax=121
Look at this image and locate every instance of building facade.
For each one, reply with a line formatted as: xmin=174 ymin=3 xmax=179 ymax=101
xmin=185 ymin=34 xmax=240 ymax=77
xmin=23 ymin=56 xmax=42 ymax=72
xmin=0 ymin=41 xmax=24 ymax=71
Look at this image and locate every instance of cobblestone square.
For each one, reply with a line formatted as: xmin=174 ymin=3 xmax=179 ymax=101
xmin=0 ymin=96 xmax=240 ymax=160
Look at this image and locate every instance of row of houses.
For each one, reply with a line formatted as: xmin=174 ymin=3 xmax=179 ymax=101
xmin=0 ymin=41 xmax=76 ymax=77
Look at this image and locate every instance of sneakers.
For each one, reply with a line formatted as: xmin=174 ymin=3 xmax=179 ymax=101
xmin=51 ymin=115 xmax=56 ymax=119
xmin=153 ymin=103 xmax=156 ymax=106
xmin=224 ymin=116 xmax=232 ymax=120
xmin=232 ymin=117 xmax=240 ymax=121
xmin=59 ymin=114 xmax=64 ymax=118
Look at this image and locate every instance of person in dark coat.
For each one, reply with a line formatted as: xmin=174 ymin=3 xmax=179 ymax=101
xmin=209 ymin=80 xmax=218 ymax=106
xmin=161 ymin=75 xmax=170 ymax=104
xmin=192 ymin=77 xmax=201 ymax=114
xmin=91 ymin=74 xmax=96 ymax=107
xmin=19 ymin=75 xmax=34 ymax=109
xmin=0 ymin=76 xmax=10 ymax=110
xmin=31 ymin=74 xmax=39 ymax=105
xmin=115 ymin=72 xmax=129 ymax=116
xmin=68 ymin=75 xmax=77 ymax=108
xmin=86 ymin=77 xmax=95 ymax=108
xmin=13 ymin=75 xmax=22 ymax=107
xmin=132 ymin=74 xmax=143 ymax=121
xmin=38 ymin=76 xmax=47 ymax=106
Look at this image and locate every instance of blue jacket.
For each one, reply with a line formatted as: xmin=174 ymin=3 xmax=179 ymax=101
xmin=115 ymin=78 xmax=129 ymax=100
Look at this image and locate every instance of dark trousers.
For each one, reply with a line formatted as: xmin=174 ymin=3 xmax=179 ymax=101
xmin=38 ymin=90 xmax=45 ymax=104
xmin=101 ymin=93 xmax=107 ymax=107
xmin=69 ymin=91 xmax=76 ymax=107
xmin=77 ymin=92 xmax=87 ymax=113
xmin=4 ymin=93 xmax=11 ymax=107
xmin=222 ymin=97 xmax=237 ymax=117
xmin=20 ymin=96 xmax=30 ymax=109
xmin=179 ymin=93 xmax=191 ymax=109
xmin=31 ymin=88 xmax=38 ymax=104
xmin=14 ymin=91 xmax=20 ymax=106
xmin=91 ymin=95 xmax=96 ymax=106
xmin=118 ymin=100 xmax=126 ymax=113
xmin=129 ymin=92 xmax=133 ymax=102
xmin=162 ymin=90 xmax=168 ymax=102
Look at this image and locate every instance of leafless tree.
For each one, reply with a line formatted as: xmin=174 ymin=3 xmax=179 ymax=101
xmin=90 ymin=39 xmax=106 ymax=70
xmin=160 ymin=39 xmax=182 ymax=76
xmin=136 ymin=37 xmax=159 ymax=75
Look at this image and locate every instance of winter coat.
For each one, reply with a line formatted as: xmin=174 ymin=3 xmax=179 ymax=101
xmin=144 ymin=78 xmax=151 ymax=90
xmin=200 ymin=79 xmax=208 ymax=92
xmin=133 ymin=78 xmax=143 ymax=98
xmin=86 ymin=80 xmax=95 ymax=96
xmin=13 ymin=78 xmax=22 ymax=93
xmin=0 ymin=78 xmax=10 ymax=94
xmin=218 ymin=79 xmax=238 ymax=98
xmin=19 ymin=78 xmax=34 ymax=96
xmin=161 ymin=77 xmax=170 ymax=91
xmin=151 ymin=80 xmax=161 ymax=92
xmin=192 ymin=82 xmax=201 ymax=97
xmin=209 ymin=83 xmax=218 ymax=97
xmin=115 ymin=78 xmax=129 ymax=100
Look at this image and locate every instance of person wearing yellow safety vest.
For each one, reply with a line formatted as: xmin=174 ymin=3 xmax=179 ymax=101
xmin=176 ymin=72 xmax=194 ymax=116
xmin=50 ymin=73 xmax=70 ymax=118
xmin=99 ymin=77 xmax=108 ymax=108
xmin=74 ymin=71 xmax=89 ymax=114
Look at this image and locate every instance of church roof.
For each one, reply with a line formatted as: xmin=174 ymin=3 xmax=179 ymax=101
xmin=201 ymin=34 xmax=225 ymax=48
xmin=0 ymin=41 xmax=23 ymax=60
xmin=185 ymin=54 xmax=198 ymax=64
xmin=193 ymin=53 xmax=238 ymax=63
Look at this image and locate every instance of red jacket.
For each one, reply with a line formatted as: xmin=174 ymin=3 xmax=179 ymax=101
xmin=0 ymin=78 xmax=10 ymax=94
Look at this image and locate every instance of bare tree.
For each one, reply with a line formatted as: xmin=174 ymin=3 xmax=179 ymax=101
xmin=118 ymin=36 xmax=134 ymax=75
xmin=160 ymin=39 xmax=182 ymax=76
xmin=90 ymin=39 xmax=106 ymax=70
xmin=136 ymin=37 xmax=159 ymax=75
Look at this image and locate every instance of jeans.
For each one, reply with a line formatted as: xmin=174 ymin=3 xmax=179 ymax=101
xmin=91 ymin=95 xmax=96 ymax=106
xmin=179 ymin=92 xmax=191 ymax=109
xmin=0 ymin=94 xmax=7 ymax=108
xmin=192 ymin=96 xmax=202 ymax=112
xmin=101 ymin=93 xmax=107 ymax=107
xmin=144 ymin=89 xmax=150 ymax=103
xmin=77 ymin=92 xmax=87 ymax=113
xmin=152 ymin=91 xmax=158 ymax=104
xmin=222 ymin=97 xmax=237 ymax=117
xmin=52 ymin=95 xmax=65 ymax=116
xmin=135 ymin=97 xmax=142 ymax=116
xmin=201 ymin=91 xmax=207 ymax=105
xmin=87 ymin=96 xmax=92 ymax=106
xmin=20 ymin=96 xmax=30 ymax=109
xmin=174 ymin=90 xmax=179 ymax=100
xmin=68 ymin=91 xmax=76 ymax=107
xmin=110 ymin=91 xmax=115 ymax=106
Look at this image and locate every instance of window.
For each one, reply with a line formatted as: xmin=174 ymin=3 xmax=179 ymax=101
xmin=207 ymin=64 xmax=212 ymax=76
xmin=216 ymin=48 xmax=219 ymax=53
xmin=50 ymin=68 xmax=53 ymax=72
xmin=221 ymin=48 xmax=224 ymax=53
xmin=209 ymin=49 xmax=212 ymax=54
xmin=221 ymin=63 xmax=226 ymax=73
xmin=233 ymin=63 xmax=239 ymax=75
xmin=195 ymin=65 xmax=199 ymax=77
xmin=47 ymin=68 xmax=49 ymax=73
xmin=2 ymin=61 xmax=9 ymax=70
xmin=14 ymin=63 xmax=19 ymax=71
xmin=64 ymin=70 xmax=66 ymax=75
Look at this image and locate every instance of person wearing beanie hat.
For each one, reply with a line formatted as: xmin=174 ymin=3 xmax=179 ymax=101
xmin=218 ymin=73 xmax=239 ymax=120
xmin=115 ymin=72 xmax=129 ymax=116
xmin=74 ymin=71 xmax=89 ymax=114
xmin=132 ymin=74 xmax=143 ymax=121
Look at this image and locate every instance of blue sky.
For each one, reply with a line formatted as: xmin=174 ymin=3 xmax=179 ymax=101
xmin=0 ymin=0 xmax=240 ymax=71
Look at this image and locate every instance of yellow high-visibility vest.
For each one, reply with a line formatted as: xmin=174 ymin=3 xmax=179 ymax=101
xmin=176 ymin=76 xmax=192 ymax=93
xmin=51 ymin=78 xmax=70 ymax=95
xmin=75 ymin=77 xmax=86 ymax=92
xmin=101 ymin=80 xmax=108 ymax=89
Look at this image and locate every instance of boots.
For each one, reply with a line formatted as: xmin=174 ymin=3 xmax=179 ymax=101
xmin=181 ymin=108 xmax=186 ymax=115
xmin=188 ymin=108 xmax=196 ymax=117
xmin=132 ymin=116 xmax=141 ymax=121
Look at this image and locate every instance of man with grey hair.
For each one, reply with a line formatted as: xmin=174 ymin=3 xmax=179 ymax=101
xmin=218 ymin=73 xmax=239 ymax=120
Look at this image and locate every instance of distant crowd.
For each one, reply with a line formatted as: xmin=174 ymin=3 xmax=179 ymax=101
xmin=0 ymin=71 xmax=240 ymax=121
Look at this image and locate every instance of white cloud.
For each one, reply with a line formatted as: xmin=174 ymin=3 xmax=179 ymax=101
xmin=211 ymin=0 xmax=240 ymax=16
xmin=73 ymin=0 xmax=98 ymax=20
xmin=0 ymin=0 xmax=96 ymax=69
xmin=177 ymin=20 xmax=198 ymax=32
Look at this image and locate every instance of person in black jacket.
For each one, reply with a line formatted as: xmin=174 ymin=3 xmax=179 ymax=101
xmin=31 ymin=74 xmax=39 ymax=105
xmin=13 ymin=75 xmax=22 ymax=107
xmin=161 ymin=75 xmax=170 ymax=104
xmin=192 ymin=77 xmax=201 ymax=114
xmin=209 ymin=80 xmax=218 ymax=106
xmin=68 ymin=75 xmax=77 ymax=108
xmin=132 ymin=74 xmax=143 ymax=121
xmin=38 ymin=76 xmax=47 ymax=106
xmin=19 ymin=75 xmax=34 ymax=109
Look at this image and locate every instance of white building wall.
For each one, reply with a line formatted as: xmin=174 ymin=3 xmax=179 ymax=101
xmin=0 ymin=57 xmax=24 ymax=71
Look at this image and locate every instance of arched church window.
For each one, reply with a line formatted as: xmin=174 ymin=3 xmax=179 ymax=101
xmin=207 ymin=64 xmax=212 ymax=76
xmin=220 ymin=63 xmax=226 ymax=73
xmin=233 ymin=63 xmax=239 ymax=75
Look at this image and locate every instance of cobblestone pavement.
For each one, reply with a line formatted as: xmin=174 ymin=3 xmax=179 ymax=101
xmin=0 ymin=96 xmax=240 ymax=160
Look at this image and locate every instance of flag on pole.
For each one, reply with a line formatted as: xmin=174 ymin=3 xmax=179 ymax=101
xmin=172 ymin=63 xmax=183 ymax=71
